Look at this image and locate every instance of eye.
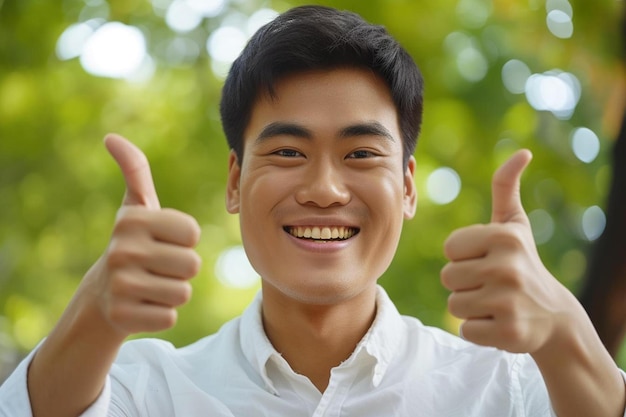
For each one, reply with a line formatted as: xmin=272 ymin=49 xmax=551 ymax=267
xmin=347 ymin=150 xmax=376 ymax=159
xmin=274 ymin=149 xmax=303 ymax=158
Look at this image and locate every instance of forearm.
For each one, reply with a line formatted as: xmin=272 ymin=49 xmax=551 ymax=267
xmin=28 ymin=259 xmax=127 ymax=417
xmin=532 ymin=298 xmax=626 ymax=417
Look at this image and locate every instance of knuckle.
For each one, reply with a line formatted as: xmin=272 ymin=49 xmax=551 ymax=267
xmin=186 ymin=217 xmax=202 ymax=244
xmin=107 ymin=302 xmax=132 ymax=326
xmin=502 ymin=325 xmax=524 ymax=346
xmin=110 ymin=273 xmax=142 ymax=297
xmin=488 ymin=226 xmax=524 ymax=250
xmin=478 ymin=262 xmax=506 ymax=282
xmin=497 ymin=320 xmax=528 ymax=348
xmin=442 ymin=237 xmax=454 ymax=259
xmin=186 ymin=251 xmax=203 ymax=277
xmin=181 ymin=217 xmax=202 ymax=246
xmin=447 ymin=293 xmax=463 ymax=317
xmin=114 ymin=208 xmax=148 ymax=233
xmin=173 ymin=249 xmax=202 ymax=278
xmin=504 ymin=267 xmax=525 ymax=291
xmin=106 ymin=236 xmax=152 ymax=269
xmin=442 ymin=227 xmax=467 ymax=258
xmin=480 ymin=259 xmax=524 ymax=289
xmin=440 ymin=263 xmax=453 ymax=288
xmin=169 ymin=209 xmax=201 ymax=246
xmin=106 ymin=246 xmax=128 ymax=269
xmin=172 ymin=282 xmax=193 ymax=305
xmin=108 ymin=272 xmax=126 ymax=296
xmin=160 ymin=309 xmax=178 ymax=329
xmin=106 ymin=241 xmax=147 ymax=269
xmin=162 ymin=209 xmax=202 ymax=246
xmin=491 ymin=295 xmax=515 ymax=317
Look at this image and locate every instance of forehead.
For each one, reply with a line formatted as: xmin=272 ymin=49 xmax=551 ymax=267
xmin=244 ymin=67 xmax=401 ymax=142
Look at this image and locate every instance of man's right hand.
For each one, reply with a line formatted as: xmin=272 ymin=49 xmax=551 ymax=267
xmin=91 ymin=133 xmax=202 ymax=336
xmin=27 ymin=134 xmax=201 ymax=417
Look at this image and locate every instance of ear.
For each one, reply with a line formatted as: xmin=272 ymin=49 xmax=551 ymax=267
xmin=226 ymin=150 xmax=241 ymax=214
xmin=403 ymin=156 xmax=417 ymax=219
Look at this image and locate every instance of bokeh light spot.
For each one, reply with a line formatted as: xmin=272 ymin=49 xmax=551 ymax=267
xmin=215 ymin=246 xmax=260 ymax=289
xmin=502 ymin=59 xmax=531 ymax=94
xmin=456 ymin=47 xmax=488 ymax=82
xmin=546 ymin=0 xmax=573 ymax=17
xmin=246 ymin=8 xmax=279 ymax=35
xmin=166 ymin=0 xmax=203 ymax=33
xmin=79 ymin=22 xmax=148 ymax=79
xmin=79 ymin=0 xmax=110 ymax=22
xmin=426 ymin=167 xmax=462 ymax=205
xmin=525 ymin=70 xmax=580 ymax=119
xmin=187 ymin=0 xmax=226 ymax=17
xmin=56 ymin=21 xmax=97 ymax=61
xmin=151 ymin=0 xmax=173 ymax=16
xmin=444 ymin=31 xmax=471 ymax=54
xmin=207 ymin=25 xmax=247 ymax=77
xmin=207 ymin=26 xmax=247 ymax=63
xmin=581 ymin=205 xmax=606 ymax=241
xmin=456 ymin=0 xmax=492 ymax=29
xmin=571 ymin=127 xmax=600 ymax=163
xmin=547 ymin=10 xmax=573 ymax=39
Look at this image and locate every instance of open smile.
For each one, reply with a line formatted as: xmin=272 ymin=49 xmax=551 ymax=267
xmin=284 ymin=226 xmax=360 ymax=242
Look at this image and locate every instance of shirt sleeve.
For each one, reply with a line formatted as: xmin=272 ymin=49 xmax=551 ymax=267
xmin=516 ymin=355 xmax=626 ymax=417
xmin=514 ymin=354 xmax=556 ymax=417
xmin=0 ymin=347 xmax=36 ymax=417
xmin=0 ymin=344 xmax=112 ymax=417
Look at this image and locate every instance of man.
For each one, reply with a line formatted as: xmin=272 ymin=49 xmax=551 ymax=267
xmin=1 ymin=5 xmax=625 ymax=417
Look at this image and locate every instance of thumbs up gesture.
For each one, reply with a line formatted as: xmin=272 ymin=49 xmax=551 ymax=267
xmin=441 ymin=150 xmax=578 ymax=354
xmin=87 ymin=134 xmax=202 ymax=336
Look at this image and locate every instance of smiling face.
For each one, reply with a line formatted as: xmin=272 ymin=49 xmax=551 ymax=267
xmin=226 ymin=67 xmax=417 ymax=306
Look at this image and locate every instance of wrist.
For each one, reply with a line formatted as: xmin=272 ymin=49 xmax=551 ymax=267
xmin=531 ymin=290 xmax=592 ymax=367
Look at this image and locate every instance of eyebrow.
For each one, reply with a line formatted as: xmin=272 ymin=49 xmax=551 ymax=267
xmin=255 ymin=121 xmax=395 ymax=143
xmin=255 ymin=122 xmax=313 ymax=143
xmin=339 ymin=121 xmax=395 ymax=142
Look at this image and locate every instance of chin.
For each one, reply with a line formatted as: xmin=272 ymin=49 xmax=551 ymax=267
xmin=262 ymin=275 xmax=375 ymax=306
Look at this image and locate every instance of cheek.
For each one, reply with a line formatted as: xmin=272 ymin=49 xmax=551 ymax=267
xmin=354 ymin=172 xmax=406 ymax=215
xmin=354 ymin=174 xmax=406 ymax=246
xmin=239 ymin=171 xmax=289 ymax=211
xmin=237 ymin=187 xmax=273 ymax=279
xmin=237 ymin=171 xmax=292 ymax=250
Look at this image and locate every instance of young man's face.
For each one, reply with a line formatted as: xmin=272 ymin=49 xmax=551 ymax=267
xmin=226 ymin=67 xmax=417 ymax=306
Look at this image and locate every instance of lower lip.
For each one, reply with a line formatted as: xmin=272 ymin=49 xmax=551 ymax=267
xmin=285 ymin=232 xmax=353 ymax=253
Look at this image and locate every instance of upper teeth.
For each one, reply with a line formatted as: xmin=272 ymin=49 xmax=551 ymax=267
xmin=288 ymin=226 xmax=356 ymax=240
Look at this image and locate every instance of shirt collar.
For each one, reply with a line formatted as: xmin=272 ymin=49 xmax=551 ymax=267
xmin=353 ymin=285 xmax=406 ymax=387
xmin=239 ymin=285 xmax=406 ymax=393
xmin=239 ymin=291 xmax=281 ymax=395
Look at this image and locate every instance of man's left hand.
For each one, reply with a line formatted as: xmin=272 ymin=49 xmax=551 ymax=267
xmin=440 ymin=149 xmax=577 ymax=354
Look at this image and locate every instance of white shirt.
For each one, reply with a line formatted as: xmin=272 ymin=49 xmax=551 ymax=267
xmin=1 ymin=286 xmax=625 ymax=416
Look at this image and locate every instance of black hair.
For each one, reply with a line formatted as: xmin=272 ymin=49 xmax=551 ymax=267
xmin=219 ymin=5 xmax=424 ymax=168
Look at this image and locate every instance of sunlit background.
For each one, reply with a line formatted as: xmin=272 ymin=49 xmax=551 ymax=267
xmin=1 ymin=0 xmax=625 ymax=382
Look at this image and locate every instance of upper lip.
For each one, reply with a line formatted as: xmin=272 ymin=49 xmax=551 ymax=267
xmin=283 ymin=217 xmax=360 ymax=229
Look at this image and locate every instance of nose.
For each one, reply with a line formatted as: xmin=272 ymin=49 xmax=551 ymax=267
xmin=294 ymin=158 xmax=351 ymax=208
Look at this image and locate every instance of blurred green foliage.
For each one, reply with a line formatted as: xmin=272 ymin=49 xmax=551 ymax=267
xmin=1 ymin=0 xmax=625 ymax=380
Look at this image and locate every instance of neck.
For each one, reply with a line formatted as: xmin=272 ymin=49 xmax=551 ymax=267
xmin=261 ymin=285 xmax=377 ymax=393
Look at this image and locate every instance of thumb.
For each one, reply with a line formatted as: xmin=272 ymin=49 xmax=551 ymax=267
xmin=491 ymin=149 xmax=532 ymax=223
xmin=104 ymin=133 xmax=160 ymax=210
